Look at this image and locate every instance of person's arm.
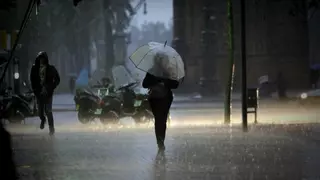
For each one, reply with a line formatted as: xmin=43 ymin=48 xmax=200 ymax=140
xmin=30 ymin=66 xmax=39 ymax=96
xmin=142 ymin=73 xmax=160 ymax=88
xmin=52 ymin=66 xmax=60 ymax=89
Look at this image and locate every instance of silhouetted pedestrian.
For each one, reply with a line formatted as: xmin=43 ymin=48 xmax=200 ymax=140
xmin=30 ymin=51 xmax=60 ymax=135
xmin=142 ymin=56 xmax=179 ymax=150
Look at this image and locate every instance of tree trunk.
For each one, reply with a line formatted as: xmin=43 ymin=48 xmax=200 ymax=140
xmin=224 ymin=0 xmax=235 ymax=123
xmin=103 ymin=1 xmax=115 ymax=76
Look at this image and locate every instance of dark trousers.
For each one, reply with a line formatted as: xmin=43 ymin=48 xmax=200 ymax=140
xmin=149 ymin=95 xmax=173 ymax=143
xmin=37 ymin=96 xmax=54 ymax=129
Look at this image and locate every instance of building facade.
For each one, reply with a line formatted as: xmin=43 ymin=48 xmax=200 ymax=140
xmin=173 ymin=0 xmax=310 ymax=92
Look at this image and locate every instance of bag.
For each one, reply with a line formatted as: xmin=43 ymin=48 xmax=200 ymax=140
xmin=148 ymin=83 xmax=168 ymax=99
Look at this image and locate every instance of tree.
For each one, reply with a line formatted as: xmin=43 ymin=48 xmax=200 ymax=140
xmin=224 ymin=0 xmax=235 ymax=124
xmin=130 ymin=21 xmax=173 ymax=46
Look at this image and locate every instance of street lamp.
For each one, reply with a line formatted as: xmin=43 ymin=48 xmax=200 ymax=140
xmin=14 ymin=72 xmax=19 ymax=79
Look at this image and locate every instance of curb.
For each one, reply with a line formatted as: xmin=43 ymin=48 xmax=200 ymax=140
xmin=51 ymin=98 xmax=294 ymax=112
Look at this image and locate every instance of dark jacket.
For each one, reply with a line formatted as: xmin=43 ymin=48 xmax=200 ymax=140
xmin=142 ymin=73 xmax=179 ymax=98
xmin=30 ymin=53 xmax=60 ymax=97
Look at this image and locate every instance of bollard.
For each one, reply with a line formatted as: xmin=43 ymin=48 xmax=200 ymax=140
xmin=247 ymin=88 xmax=259 ymax=123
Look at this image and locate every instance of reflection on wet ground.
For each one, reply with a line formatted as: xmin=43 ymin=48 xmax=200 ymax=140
xmin=4 ymin=102 xmax=320 ymax=179
xmin=10 ymin=122 xmax=320 ymax=180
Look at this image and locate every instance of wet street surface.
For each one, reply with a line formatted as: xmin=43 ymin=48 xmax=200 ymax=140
xmin=4 ymin=101 xmax=320 ymax=180
xmin=9 ymin=123 xmax=320 ymax=180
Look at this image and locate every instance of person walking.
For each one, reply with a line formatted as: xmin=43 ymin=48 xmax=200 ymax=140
xmin=142 ymin=55 xmax=179 ymax=150
xmin=30 ymin=51 xmax=60 ymax=135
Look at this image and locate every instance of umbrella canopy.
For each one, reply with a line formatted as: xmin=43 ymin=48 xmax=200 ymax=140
xmin=129 ymin=42 xmax=185 ymax=81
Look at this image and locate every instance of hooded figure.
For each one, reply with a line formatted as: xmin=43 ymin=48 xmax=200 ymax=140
xmin=30 ymin=51 xmax=60 ymax=135
xmin=142 ymin=53 xmax=179 ymax=150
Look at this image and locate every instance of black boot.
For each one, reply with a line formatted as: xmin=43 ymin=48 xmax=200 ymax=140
xmin=157 ymin=137 xmax=165 ymax=150
xmin=47 ymin=112 xmax=55 ymax=135
xmin=40 ymin=118 xmax=46 ymax=129
xmin=49 ymin=127 xmax=55 ymax=135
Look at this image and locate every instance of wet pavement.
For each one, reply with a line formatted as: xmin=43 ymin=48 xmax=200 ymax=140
xmin=5 ymin=95 xmax=320 ymax=179
xmin=9 ymin=122 xmax=320 ymax=180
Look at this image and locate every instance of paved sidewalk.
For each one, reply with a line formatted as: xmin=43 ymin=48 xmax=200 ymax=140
xmin=53 ymin=91 xmax=302 ymax=105
xmin=51 ymin=93 xmax=307 ymax=112
xmin=51 ymin=94 xmax=220 ymax=112
xmin=9 ymin=123 xmax=320 ymax=180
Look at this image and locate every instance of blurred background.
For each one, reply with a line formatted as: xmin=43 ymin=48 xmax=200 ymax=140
xmin=1 ymin=1 xmax=320 ymax=179
xmin=0 ymin=0 xmax=320 ymax=97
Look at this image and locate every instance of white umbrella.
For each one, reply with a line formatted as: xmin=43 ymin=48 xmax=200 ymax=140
xmin=129 ymin=42 xmax=185 ymax=81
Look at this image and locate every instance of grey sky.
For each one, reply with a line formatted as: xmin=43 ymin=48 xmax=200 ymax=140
xmin=130 ymin=0 xmax=173 ymax=27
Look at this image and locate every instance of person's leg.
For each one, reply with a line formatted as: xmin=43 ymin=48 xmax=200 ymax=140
xmin=37 ymin=97 xmax=46 ymax=129
xmin=44 ymin=96 xmax=54 ymax=135
xmin=150 ymin=97 xmax=172 ymax=149
xmin=149 ymin=99 xmax=164 ymax=148
xmin=157 ymin=96 xmax=173 ymax=143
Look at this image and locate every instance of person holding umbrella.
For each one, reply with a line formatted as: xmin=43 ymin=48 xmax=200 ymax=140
xmin=130 ymin=42 xmax=185 ymax=150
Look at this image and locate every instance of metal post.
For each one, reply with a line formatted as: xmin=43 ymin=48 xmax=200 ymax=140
xmin=224 ymin=0 xmax=235 ymax=124
xmin=102 ymin=0 xmax=115 ymax=76
xmin=240 ymin=0 xmax=248 ymax=131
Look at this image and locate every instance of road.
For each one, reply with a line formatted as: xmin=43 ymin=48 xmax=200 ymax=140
xmin=4 ymin=100 xmax=320 ymax=180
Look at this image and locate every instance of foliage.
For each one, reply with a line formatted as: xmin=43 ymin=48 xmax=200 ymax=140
xmin=29 ymin=0 xmax=78 ymax=50
xmin=130 ymin=21 xmax=173 ymax=46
